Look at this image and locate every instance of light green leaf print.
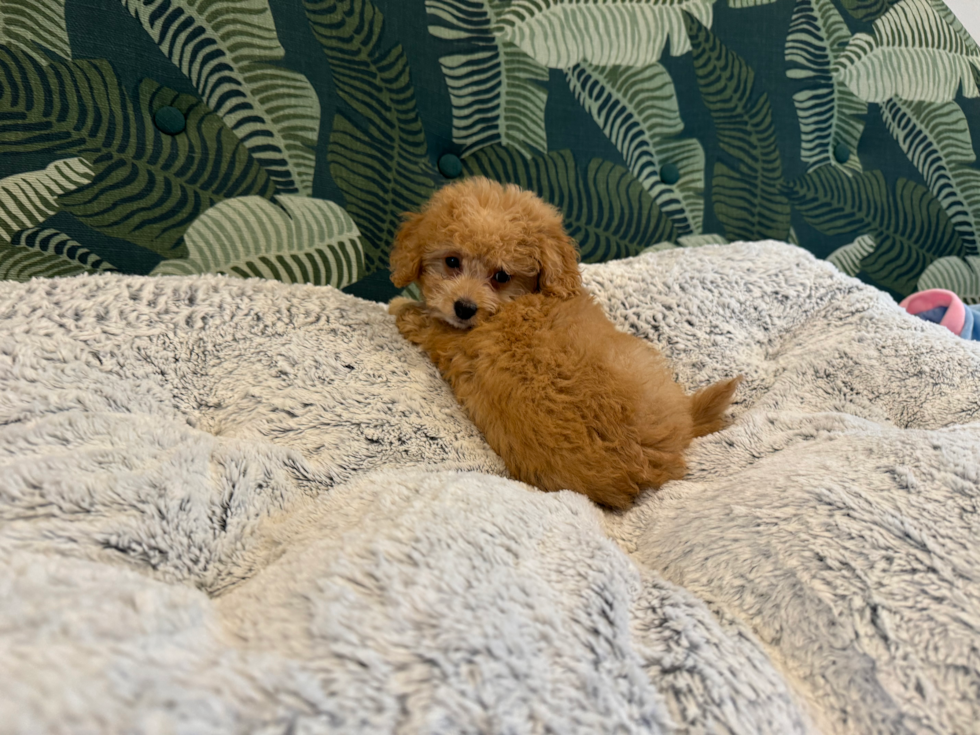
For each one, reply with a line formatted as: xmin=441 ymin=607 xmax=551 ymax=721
xmin=566 ymin=62 xmax=704 ymax=236
xmin=827 ymin=234 xmax=875 ymax=276
xmin=640 ymin=242 xmax=678 ymax=254
xmin=678 ymin=233 xmax=728 ymax=247
xmin=427 ymin=0 xmax=548 ymax=157
xmin=153 ymin=196 xmax=365 ymax=288
xmin=493 ymin=0 xmax=715 ymax=68
xmin=0 ymin=158 xmax=115 ymax=280
xmin=0 ymin=158 xmax=92 ymax=242
xmin=786 ymin=0 xmax=867 ymax=174
xmin=917 ymin=255 xmax=980 ymax=303
xmin=121 ymin=0 xmax=320 ymax=196
xmin=833 ymin=0 xmax=980 ymax=103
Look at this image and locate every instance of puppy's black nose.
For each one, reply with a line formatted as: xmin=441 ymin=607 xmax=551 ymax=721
xmin=454 ymin=300 xmax=478 ymax=321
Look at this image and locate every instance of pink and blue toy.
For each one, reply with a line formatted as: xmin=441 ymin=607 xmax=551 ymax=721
xmin=899 ymin=289 xmax=980 ymax=341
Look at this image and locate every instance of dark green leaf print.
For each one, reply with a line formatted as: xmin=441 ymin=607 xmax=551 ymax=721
xmin=838 ymin=0 xmax=900 ymax=22
xmin=426 ymin=0 xmax=549 ymax=157
xmin=12 ymin=227 xmax=116 ymax=272
xmin=684 ymin=12 xmax=791 ymax=243
xmin=0 ymin=224 xmax=115 ymax=279
xmin=566 ymin=62 xmax=705 ymax=237
xmin=785 ymin=0 xmax=867 ymax=174
xmin=0 ymin=46 xmax=275 ymax=256
xmin=0 ymin=0 xmax=71 ymax=64
xmin=880 ymin=98 xmax=980 ymax=255
xmin=787 ymin=167 xmax=965 ymax=295
xmin=0 ymin=244 xmax=90 ymax=279
xmin=463 ymin=146 xmax=677 ymax=263
xmin=122 ymin=0 xmax=320 ymax=197
xmin=305 ymin=0 xmax=436 ymax=273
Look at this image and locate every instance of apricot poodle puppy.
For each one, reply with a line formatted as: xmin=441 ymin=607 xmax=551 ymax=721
xmin=388 ymin=177 xmax=740 ymax=510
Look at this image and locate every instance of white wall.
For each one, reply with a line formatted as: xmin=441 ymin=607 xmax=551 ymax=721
xmin=944 ymin=0 xmax=980 ymax=44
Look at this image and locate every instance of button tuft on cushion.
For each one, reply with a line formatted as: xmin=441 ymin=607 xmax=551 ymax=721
xmin=154 ymin=105 xmax=186 ymax=135
xmin=438 ymin=153 xmax=463 ymax=179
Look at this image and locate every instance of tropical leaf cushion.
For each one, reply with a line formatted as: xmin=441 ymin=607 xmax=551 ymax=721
xmin=0 ymin=0 xmax=979 ymax=303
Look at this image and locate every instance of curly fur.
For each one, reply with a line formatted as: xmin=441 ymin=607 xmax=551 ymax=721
xmin=389 ymin=177 xmax=740 ymax=509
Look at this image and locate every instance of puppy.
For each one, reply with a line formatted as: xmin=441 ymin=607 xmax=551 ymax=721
xmin=388 ymin=177 xmax=740 ymax=510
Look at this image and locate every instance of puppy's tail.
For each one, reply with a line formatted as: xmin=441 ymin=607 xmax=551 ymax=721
xmin=690 ymin=376 xmax=742 ymax=438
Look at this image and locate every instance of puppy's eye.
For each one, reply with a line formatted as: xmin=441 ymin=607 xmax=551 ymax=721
xmin=445 ymin=256 xmax=461 ymax=269
xmin=493 ymin=270 xmax=510 ymax=284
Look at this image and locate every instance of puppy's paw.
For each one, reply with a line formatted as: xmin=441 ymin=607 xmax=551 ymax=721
xmin=389 ymin=297 xmax=431 ymax=343
xmin=387 ymin=296 xmax=420 ymax=317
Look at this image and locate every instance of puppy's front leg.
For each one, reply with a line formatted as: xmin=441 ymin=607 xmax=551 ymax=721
xmin=389 ymin=298 xmax=462 ymax=374
xmin=388 ymin=297 xmax=431 ymax=345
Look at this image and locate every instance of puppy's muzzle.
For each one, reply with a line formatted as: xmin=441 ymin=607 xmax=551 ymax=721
xmin=454 ymin=300 xmax=478 ymax=321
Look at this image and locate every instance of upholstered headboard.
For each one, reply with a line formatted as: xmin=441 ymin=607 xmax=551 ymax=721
xmin=1 ymin=0 xmax=979 ymax=304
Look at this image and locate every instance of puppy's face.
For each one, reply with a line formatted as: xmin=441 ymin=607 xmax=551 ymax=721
xmin=417 ymin=247 xmax=538 ymax=329
xmin=390 ymin=177 xmax=582 ymax=329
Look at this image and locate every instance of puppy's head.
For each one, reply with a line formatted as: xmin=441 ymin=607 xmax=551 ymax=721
xmin=389 ymin=177 xmax=581 ymax=329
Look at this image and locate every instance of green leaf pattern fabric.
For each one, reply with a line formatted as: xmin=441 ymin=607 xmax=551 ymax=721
xmin=463 ymin=147 xmax=677 ymax=262
xmin=0 ymin=158 xmax=92 ymax=242
xmin=492 ymin=0 xmax=716 ymax=68
xmin=879 ymin=97 xmax=980 ymax=252
xmin=426 ymin=0 xmax=549 ymax=157
xmin=918 ymin=253 xmax=980 ymax=298
xmin=729 ymin=0 xmax=782 ymax=7
xmin=0 ymin=0 xmax=976 ymax=304
xmin=787 ymin=167 xmax=965 ymax=293
xmin=827 ymin=233 xmax=876 ymax=275
xmin=0 ymin=0 xmax=71 ymax=63
xmin=8 ymin=227 xmax=116 ymax=276
xmin=566 ymin=63 xmax=705 ymax=235
xmin=686 ymin=13 xmax=792 ymax=243
xmin=121 ymin=0 xmax=321 ymax=197
xmin=152 ymin=195 xmax=364 ymax=288
xmin=306 ymin=0 xmax=437 ymax=272
xmin=785 ymin=0 xmax=867 ymax=174
xmin=834 ymin=0 xmax=980 ymax=103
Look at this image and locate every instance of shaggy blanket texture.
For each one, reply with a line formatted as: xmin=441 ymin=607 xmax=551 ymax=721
xmin=1 ymin=241 xmax=978 ymax=735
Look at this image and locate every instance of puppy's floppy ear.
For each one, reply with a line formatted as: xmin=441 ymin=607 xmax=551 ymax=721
xmin=389 ymin=212 xmax=425 ymax=288
xmin=537 ymin=229 xmax=582 ymax=299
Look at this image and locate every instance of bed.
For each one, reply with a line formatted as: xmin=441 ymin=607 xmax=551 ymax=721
xmin=2 ymin=241 xmax=978 ymax=734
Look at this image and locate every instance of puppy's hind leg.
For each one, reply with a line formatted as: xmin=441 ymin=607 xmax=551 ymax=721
xmin=690 ymin=376 xmax=742 ymax=438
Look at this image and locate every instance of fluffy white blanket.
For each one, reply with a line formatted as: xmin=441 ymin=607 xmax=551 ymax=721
xmin=1 ymin=242 xmax=978 ymax=735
